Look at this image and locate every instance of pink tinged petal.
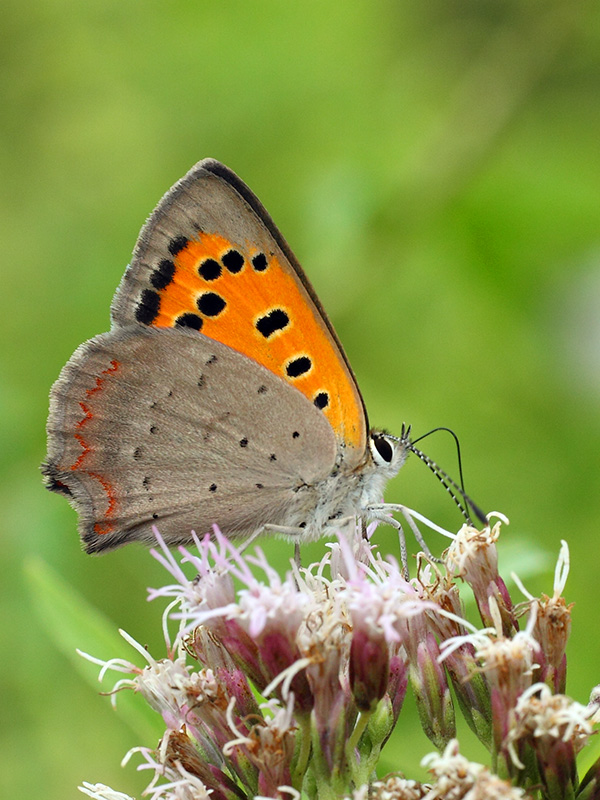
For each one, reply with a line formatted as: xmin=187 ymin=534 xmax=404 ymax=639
xmin=349 ymin=628 xmax=390 ymax=711
xmin=219 ymin=619 xmax=265 ymax=688
xmin=306 ymin=651 xmax=349 ymax=773
xmin=257 ymin=763 xmax=292 ymax=800
xmin=162 ymin=730 xmax=246 ymax=800
xmin=553 ymin=652 xmax=568 ymax=695
xmin=248 ymin=605 xmax=268 ymax=638
xmin=216 ymin=667 xmax=260 ymax=719
xmin=387 ymin=653 xmax=409 ymax=724
xmin=490 ymin=686 xmax=512 ymax=758
xmin=410 ymin=633 xmax=455 ymax=750
xmin=442 ymin=642 xmax=492 ymax=747
xmin=446 ymin=524 xmax=518 ymax=636
xmin=532 ymin=596 xmax=572 ymax=693
xmin=535 ymin=738 xmax=578 ymax=800
xmin=259 ymin=631 xmax=312 ymax=710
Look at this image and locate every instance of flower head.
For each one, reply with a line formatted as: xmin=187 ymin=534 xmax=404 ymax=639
xmin=78 ymin=520 xmax=596 ymax=800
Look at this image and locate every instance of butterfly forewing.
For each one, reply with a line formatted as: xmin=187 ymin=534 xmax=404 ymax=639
xmin=44 ymin=326 xmax=338 ymax=553
xmin=111 ymin=160 xmax=367 ymax=468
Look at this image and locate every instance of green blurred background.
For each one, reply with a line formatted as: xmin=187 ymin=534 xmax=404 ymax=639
xmin=3 ymin=0 xmax=600 ymax=796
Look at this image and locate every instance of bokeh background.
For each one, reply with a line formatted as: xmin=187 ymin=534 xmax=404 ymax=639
xmin=3 ymin=1 xmax=600 ymax=797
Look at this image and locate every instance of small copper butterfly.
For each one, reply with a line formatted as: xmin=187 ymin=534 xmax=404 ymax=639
xmin=43 ymin=160 xmax=412 ymax=554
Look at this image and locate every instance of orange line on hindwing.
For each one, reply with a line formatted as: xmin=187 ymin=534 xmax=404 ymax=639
xmin=69 ymin=360 xmax=120 ymax=535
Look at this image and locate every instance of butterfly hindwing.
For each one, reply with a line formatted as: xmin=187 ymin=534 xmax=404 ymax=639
xmin=43 ymin=326 xmax=339 ymax=553
xmin=111 ymin=159 xmax=367 ymax=468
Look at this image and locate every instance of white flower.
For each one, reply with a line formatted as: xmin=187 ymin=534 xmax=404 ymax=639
xmin=79 ymin=783 xmax=135 ymax=800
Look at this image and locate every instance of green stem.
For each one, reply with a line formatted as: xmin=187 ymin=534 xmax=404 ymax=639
xmin=344 ymin=711 xmax=371 ymax=787
xmin=291 ymin=712 xmax=312 ymax=790
xmin=310 ymin=715 xmax=339 ymax=800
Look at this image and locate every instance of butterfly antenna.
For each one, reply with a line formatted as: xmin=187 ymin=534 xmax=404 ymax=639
xmin=394 ymin=424 xmax=487 ymax=526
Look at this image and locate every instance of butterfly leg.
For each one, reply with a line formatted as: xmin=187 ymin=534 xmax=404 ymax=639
xmin=369 ymin=510 xmax=410 ymax=579
xmin=260 ymin=524 xmax=307 ymax=570
xmin=261 ymin=523 xmax=311 ymax=538
xmin=368 ymin=503 xmax=452 ymax=573
xmin=234 ymin=527 xmax=264 ymax=555
xmin=359 ymin=517 xmax=368 ymax=540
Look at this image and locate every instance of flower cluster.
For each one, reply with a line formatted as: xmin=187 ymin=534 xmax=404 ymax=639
xmin=79 ymin=518 xmax=600 ymax=800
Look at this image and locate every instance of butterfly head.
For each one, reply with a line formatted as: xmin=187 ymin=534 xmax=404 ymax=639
xmin=368 ymin=429 xmax=410 ymax=481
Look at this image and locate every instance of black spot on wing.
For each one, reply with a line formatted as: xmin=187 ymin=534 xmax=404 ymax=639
xmin=252 ymin=253 xmax=268 ymax=271
xmin=176 ymin=313 xmax=204 ymax=331
xmin=222 ymin=249 xmax=244 ymax=273
xmin=197 ymin=292 xmax=226 ymax=317
xmin=286 ymin=356 xmax=312 ymax=378
xmin=150 ymin=259 xmax=175 ymax=290
xmin=175 ymin=314 xmax=204 ymax=331
xmin=314 ymin=392 xmax=329 ymax=410
xmin=198 ymin=258 xmax=222 ymax=281
xmin=168 ymin=235 xmax=189 ymax=256
xmin=256 ymin=309 xmax=289 ymax=338
xmin=136 ymin=289 xmax=160 ymax=324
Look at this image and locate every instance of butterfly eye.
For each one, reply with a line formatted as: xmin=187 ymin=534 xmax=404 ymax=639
xmin=370 ymin=433 xmax=394 ymax=465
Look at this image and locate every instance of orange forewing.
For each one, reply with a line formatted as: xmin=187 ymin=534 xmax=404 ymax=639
xmin=148 ymin=232 xmax=363 ymax=452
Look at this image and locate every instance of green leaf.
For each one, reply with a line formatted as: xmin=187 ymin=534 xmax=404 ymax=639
xmin=24 ymin=556 xmax=163 ymax=744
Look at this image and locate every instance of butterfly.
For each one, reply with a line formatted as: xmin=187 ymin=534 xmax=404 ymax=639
xmin=43 ymin=159 xmax=413 ymax=555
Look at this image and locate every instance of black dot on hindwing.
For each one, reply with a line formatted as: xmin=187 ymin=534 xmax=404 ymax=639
xmin=314 ymin=392 xmax=329 ymax=410
xmin=209 ymin=483 xmax=217 ymax=492
xmin=150 ymin=425 xmax=158 ymax=434
xmin=142 ymin=476 xmax=150 ymax=489
xmin=198 ymin=258 xmax=222 ymax=281
xmin=133 ymin=447 xmax=143 ymax=460
xmin=136 ymin=289 xmax=160 ymax=324
xmin=168 ymin=235 xmax=189 ymax=256
xmin=221 ymin=249 xmax=244 ymax=273
xmin=286 ymin=356 xmax=312 ymax=378
xmin=150 ymin=259 xmax=175 ymax=290
xmin=257 ymin=385 xmax=268 ymax=394
xmin=152 ymin=513 xmax=158 ymax=520
xmin=292 ymin=431 xmax=300 ymax=439
xmin=256 ymin=483 xmax=264 ymax=489
xmin=256 ymin=309 xmax=290 ymax=338
xmin=197 ymin=292 xmax=226 ymax=317
xmin=269 ymin=453 xmax=277 ymax=462
xmin=206 ymin=354 xmax=218 ymax=365
xmin=176 ymin=313 xmax=204 ymax=331
xmin=252 ymin=253 xmax=268 ymax=271
xmin=240 ymin=437 xmax=248 ymax=448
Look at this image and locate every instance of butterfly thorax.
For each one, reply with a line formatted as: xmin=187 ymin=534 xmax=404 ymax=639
xmin=281 ymin=431 xmax=408 ymax=542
